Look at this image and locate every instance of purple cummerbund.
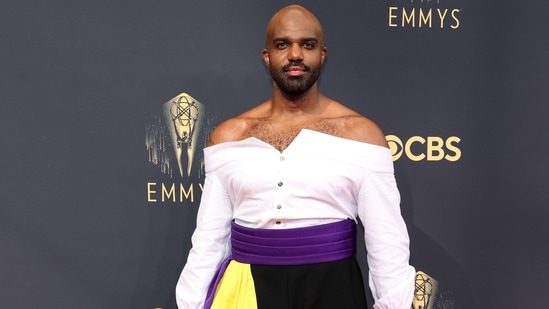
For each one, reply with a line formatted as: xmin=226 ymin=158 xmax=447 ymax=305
xmin=231 ymin=219 xmax=357 ymax=265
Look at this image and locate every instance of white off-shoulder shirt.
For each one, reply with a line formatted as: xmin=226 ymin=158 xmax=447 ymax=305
xmin=176 ymin=129 xmax=415 ymax=309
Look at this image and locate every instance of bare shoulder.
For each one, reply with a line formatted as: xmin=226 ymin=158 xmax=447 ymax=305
xmin=327 ymin=101 xmax=388 ymax=148
xmin=342 ymin=115 xmax=389 ymax=148
xmin=207 ymin=102 xmax=269 ymax=146
xmin=207 ymin=118 xmax=247 ymax=146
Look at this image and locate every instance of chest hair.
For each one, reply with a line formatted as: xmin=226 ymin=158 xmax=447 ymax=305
xmin=245 ymin=118 xmax=340 ymax=152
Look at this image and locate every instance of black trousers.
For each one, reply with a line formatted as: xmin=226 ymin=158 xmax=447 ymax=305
xmin=251 ymin=256 xmax=368 ymax=309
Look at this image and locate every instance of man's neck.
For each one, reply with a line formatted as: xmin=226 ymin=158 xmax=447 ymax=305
xmin=270 ymin=86 xmax=326 ymax=117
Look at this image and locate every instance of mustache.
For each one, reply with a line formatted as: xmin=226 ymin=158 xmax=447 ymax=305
xmin=282 ymin=62 xmax=311 ymax=72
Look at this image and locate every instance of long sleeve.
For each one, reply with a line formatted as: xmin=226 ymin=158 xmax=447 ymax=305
xmin=175 ymin=172 xmax=233 ymax=309
xmin=175 ymin=131 xmax=416 ymax=308
xmin=358 ymin=165 xmax=415 ymax=309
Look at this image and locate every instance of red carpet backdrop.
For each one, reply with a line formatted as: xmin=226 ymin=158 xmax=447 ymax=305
xmin=2 ymin=0 xmax=548 ymax=308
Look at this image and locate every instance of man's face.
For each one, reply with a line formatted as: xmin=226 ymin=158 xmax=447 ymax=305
xmin=263 ymin=11 xmax=326 ymax=96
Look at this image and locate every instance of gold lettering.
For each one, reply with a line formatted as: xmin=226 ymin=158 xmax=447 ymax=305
xmin=179 ymin=183 xmax=194 ymax=202
xmin=445 ymin=136 xmax=462 ymax=161
xmin=427 ymin=136 xmax=445 ymax=161
xmin=146 ymin=182 xmax=205 ymax=203
xmin=389 ymin=7 xmax=398 ymax=27
xmin=402 ymin=8 xmax=416 ymax=27
xmin=405 ymin=136 xmax=425 ymax=161
xmin=162 ymin=183 xmax=176 ymax=202
xmin=147 ymin=182 xmax=157 ymax=202
xmin=437 ymin=9 xmax=448 ymax=29
xmin=451 ymin=9 xmax=460 ymax=29
xmin=419 ymin=8 xmax=432 ymax=28
xmin=389 ymin=7 xmax=461 ymax=29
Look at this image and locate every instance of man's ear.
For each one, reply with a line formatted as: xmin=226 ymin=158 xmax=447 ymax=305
xmin=321 ymin=46 xmax=327 ymax=63
xmin=262 ymin=48 xmax=270 ymax=66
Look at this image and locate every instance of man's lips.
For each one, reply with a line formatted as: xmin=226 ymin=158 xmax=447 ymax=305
xmin=285 ymin=66 xmax=306 ymax=76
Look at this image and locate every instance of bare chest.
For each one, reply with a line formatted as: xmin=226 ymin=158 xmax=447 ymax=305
xmin=245 ymin=119 xmax=341 ymax=152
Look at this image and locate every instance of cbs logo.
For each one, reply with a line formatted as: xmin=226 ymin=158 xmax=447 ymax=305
xmin=386 ymin=135 xmax=461 ymax=162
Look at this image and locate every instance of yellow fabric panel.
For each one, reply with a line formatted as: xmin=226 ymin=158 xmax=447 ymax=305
xmin=210 ymin=260 xmax=257 ymax=309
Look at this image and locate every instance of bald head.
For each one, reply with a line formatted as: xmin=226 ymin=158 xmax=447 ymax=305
xmin=265 ymin=5 xmax=325 ymax=48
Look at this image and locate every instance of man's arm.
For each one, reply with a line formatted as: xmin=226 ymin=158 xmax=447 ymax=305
xmin=356 ymin=145 xmax=415 ymax=309
xmin=175 ymin=171 xmax=233 ymax=308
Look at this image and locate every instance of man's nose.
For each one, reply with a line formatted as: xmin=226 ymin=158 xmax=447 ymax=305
xmin=287 ymin=43 xmax=304 ymax=62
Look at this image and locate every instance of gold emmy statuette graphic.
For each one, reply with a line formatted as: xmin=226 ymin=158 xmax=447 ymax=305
xmin=163 ymin=93 xmax=205 ymax=178
xmin=412 ymin=271 xmax=438 ymax=309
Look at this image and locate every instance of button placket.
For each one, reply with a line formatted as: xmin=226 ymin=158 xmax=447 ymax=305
xmin=273 ymin=153 xmax=288 ymax=226
xmin=275 ymin=153 xmax=287 ymax=191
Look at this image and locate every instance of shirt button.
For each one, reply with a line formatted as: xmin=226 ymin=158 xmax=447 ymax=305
xmin=277 ymin=204 xmax=282 ymax=209
xmin=277 ymin=181 xmax=283 ymax=187
xmin=280 ymin=156 xmax=285 ymax=161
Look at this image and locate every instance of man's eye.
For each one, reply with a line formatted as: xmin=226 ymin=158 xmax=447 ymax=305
xmin=276 ymin=43 xmax=288 ymax=48
xmin=303 ymin=42 xmax=315 ymax=48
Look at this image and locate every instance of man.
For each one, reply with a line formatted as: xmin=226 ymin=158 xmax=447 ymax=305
xmin=176 ymin=4 xmax=415 ymax=309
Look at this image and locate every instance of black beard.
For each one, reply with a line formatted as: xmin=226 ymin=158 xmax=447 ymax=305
xmin=270 ymin=61 xmax=321 ymax=96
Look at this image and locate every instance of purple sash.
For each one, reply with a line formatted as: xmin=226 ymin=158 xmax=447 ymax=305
xmin=232 ymin=219 xmax=356 ymax=265
xmin=204 ymin=219 xmax=356 ymax=308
